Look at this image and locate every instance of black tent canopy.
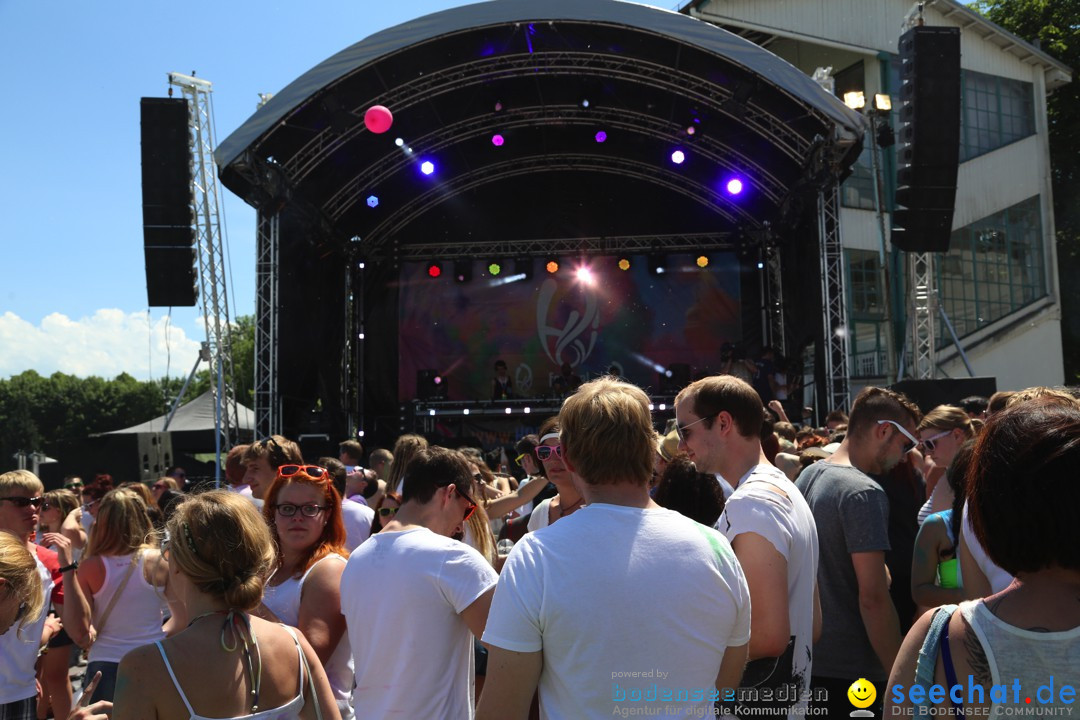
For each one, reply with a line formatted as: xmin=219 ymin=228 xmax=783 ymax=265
xmin=214 ymin=0 xmax=864 ymax=438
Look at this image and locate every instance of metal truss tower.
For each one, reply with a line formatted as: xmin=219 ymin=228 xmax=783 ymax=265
xmin=167 ymin=72 xmax=240 ymax=453
xmin=908 ymin=252 xmax=937 ymax=379
xmin=818 ymin=183 xmax=851 ymax=413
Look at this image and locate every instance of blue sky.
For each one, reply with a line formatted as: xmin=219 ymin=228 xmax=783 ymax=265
xmin=0 ymin=0 xmax=678 ymax=382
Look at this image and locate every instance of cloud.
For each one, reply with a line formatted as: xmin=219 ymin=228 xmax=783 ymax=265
xmin=0 ymin=310 xmax=203 ymax=381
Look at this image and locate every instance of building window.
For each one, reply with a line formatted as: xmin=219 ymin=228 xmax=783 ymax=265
xmin=841 ymin=145 xmax=877 ymax=210
xmin=936 ymin=196 xmax=1046 ymax=342
xmin=846 ymin=250 xmax=889 ymax=378
xmin=960 ymin=70 xmax=1035 ymax=161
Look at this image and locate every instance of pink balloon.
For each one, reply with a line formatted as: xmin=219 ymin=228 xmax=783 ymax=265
xmin=364 ymin=105 xmax=393 ymax=134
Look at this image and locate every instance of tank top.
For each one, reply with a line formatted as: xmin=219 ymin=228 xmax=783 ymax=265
xmin=928 ymin=510 xmax=961 ymax=589
xmin=960 ymin=600 xmax=1080 ymax=718
xmin=263 ymin=555 xmax=353 ymax=719
xmin=89 ymin=552 xmax=167 ymax=663
xmin=155 ymin=625 xmax=307 ymax=720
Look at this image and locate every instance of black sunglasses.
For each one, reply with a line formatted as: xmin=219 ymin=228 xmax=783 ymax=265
xmin=0 ymin=497 xmax=42 ymax=509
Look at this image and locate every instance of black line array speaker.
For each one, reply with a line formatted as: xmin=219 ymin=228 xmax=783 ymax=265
xmin=891 ymin=26 xmax=961 ymax=253
xmin=141 ymin=97 xmax=197 ymax=307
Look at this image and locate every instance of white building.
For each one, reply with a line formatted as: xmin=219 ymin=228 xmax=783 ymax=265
xmin=684 ymin=0 xmax=1072 ymax=391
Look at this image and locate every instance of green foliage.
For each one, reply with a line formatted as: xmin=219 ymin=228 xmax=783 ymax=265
xmin=0 ymin=315 xmax=256 ymax=467
xmin=971 ymin=0 xmax=1080 ymax=378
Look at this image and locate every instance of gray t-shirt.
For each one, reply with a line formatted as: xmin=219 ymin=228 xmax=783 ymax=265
xmin=795 ymin=461 xmax=892 ymax=682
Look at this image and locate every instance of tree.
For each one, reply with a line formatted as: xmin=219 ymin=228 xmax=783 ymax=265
xmin=972 ymin=0 xmax=1080 ymax=378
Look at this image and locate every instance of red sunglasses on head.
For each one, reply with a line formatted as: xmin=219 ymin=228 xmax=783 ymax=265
xmin=277 ymin=465 xmax=331 ymax=481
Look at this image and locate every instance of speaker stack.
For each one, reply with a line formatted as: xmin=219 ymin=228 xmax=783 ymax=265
xmin=140 ymin=97 xmax=197 ymax=307
xmin=891 ymin=26 xmax=962 ymax=253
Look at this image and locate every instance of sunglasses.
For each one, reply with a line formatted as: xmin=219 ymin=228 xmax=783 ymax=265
xmin=877 ymin=420 xmax=919 ymax=454
xmin=277 ymin=465 xmax=330 ymax=480
xmin=920 ymin=429 xmax=952 ymax=453
xmin=64 ymin=483 xmax=83 ymax=490
xmin=676 ymin=413 xmax=719 ymax=442
xmin=0 ymin=497 xmax=42 ymax=509
xmin=377 ymin=506 xmax=399 ymax=518
xmin=514 ymin=453 xmax=527 ymax=467
xmin=535 ymin=445 xmax=563 ymax=461
xmin=258 ymin=437 xmax=288 ymax=467
xmin=437 ymin=481 xmax=477 ymax=522
xmin=274 ymin=503 xmax=328 ymax=518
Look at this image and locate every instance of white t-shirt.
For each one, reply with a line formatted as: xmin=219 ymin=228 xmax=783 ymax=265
xmin=716 ymin=464 xmax=819 ymax=720
xmin=527 ymin=498 xmax=552 ymax=533
xmin=961 ymin=501 xmax=1013 ymax=594
xmin=484 ymin=503 xmax=751 ymax=719
xmin=341 ymin=527 xmax=497 ymax=719
xmin=0 ymin=552 xmax=54 ymax=704
xmin=341 ymin=498 xmax=374 ymax=552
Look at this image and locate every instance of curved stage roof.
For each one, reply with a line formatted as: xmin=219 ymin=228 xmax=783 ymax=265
xmin=216 ymin=0 xmax=864 ymax=257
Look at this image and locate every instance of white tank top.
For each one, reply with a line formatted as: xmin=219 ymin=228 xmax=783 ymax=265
xmin=263 ymin=555 xmax=353 ymax=719
xmin=960 ymin=600 xmax=1080 ymax=718
xmin=89 ymin=552 xmax=166 ymax=663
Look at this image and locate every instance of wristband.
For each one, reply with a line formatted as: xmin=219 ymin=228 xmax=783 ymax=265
xmin=59 ymin=561 xmax=78 ymax=573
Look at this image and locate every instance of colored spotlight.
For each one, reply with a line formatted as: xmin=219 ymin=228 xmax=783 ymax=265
xmin=686 ymin=126 xmax=696 ymax=136
xmin=427 ymin=262 xmax=442 ymax=278
xmin=488 ymin=262 xmax=502 ymax=276
xmin=420 ymin=161 xmax=435 ymax=175
xmin=618 ymin=258 xmax=631 ymax=271
xmin=546 ymin=260 xmax=559 ymax=274
xmin=696 ymin=255 xmax=709 ymax=268
xmin=595 ymin=131 xmax=607 ymax=143
xmin=394 ymin=137 xmax=404 ymax=147
xmin=366 ymin=195 xmax=379 ymax=208
xmin=671 ymin=150 xmax=686 ymax=165
xmin=492 ymin=134 xmax=505 ymax=147
xmin=575 ymin=266 xmax=595 ymax=285
xmin=726 ymin=178 xmax=744 ymax=195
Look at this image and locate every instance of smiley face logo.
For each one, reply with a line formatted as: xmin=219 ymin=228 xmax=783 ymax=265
xmin=847 ymin=678 xmax=877 ymax=709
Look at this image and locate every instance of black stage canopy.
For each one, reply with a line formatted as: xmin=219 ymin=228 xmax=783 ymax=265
xmin=214 ymin=0 xmax=864 ymax=440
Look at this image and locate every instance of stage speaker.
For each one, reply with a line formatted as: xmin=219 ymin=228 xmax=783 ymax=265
xmin=659 ymin=364 xmax=691 ymax=394
xmin=890 ymin=377 xmax=997 ymax=415
xmin=141 ymin=97 xmax=197 ymax=307
xmin=891 ymin=26 xmax=961 ymax=254
xmin=417 ymin=369 xmax=447 ymax=400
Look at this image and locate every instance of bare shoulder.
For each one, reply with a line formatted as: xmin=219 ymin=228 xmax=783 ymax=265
xmin=302 ymin=556 xmax=346 ymax=593
xmin=118 ymin=642 xmax=167 ymax=682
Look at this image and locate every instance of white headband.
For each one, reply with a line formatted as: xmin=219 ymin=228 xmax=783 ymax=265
xmin=540 ymin=432 xmax=560 ymax=444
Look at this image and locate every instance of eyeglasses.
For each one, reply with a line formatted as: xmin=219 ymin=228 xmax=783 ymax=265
xmin=277 ymin=465 xmax=330 ymax=480
xmin=676 ymin=413 xmax=719 ymax=442
xmin=377 ymin=506 xmax=399 ymax=518
xmin=437 ymin=481 xmax=477 ymax=522
xmin=514 ymin=453 xmax=527 ymax=467
xmin=274 ymin=503 xmax=328 ymax=518
xmin=920 ymin=429 xmax=952 ymax=453
xmin=535 ymin=445 xmax=563 ymax=461
xmin=877 ymin=420 xmax=919 ymax=454
xmin=0 ymin=497 xmax=42 ymax=509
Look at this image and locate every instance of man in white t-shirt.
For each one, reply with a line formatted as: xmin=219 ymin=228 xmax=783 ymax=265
xmin=479 ymin=377 xmax=750 ymax=720
xmin=675 ymin=375 xmax=820 ymax=720
xmin=320 ymin=458 xmax=374 ymax=552
xmin=341 ymin=447 xmax=497 ymax=719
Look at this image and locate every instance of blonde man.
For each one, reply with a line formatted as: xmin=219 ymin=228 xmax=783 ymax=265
xmin=0 ymin=470 xmax=62 ymax=718
xmin=479 ymin=378 xmax=750 ymax=720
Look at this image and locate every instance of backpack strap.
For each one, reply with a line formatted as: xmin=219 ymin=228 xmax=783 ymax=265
xmin=913 ymin=604 xmax=959 ymax=718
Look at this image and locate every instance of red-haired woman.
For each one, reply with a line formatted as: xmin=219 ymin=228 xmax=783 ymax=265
xmin=259 ymin=464 xmax=353 ymax=720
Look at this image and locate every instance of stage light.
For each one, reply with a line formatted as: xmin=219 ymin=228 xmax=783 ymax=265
xmin=581 ymin=98 xmax=590 ymax=108
xmin=649 ymin=255 xmax=666 ymax=275
xmin=696 ymin=255 xmax=709 ymax=268
xmin=358 ymin=262 xmax=366 ymax=269
xmin=492 ymin=134 xmax=505 ymax=147
xmin=433 ymin=375 xmax=443 ymax=385
xmin=366 ymin=195 xmax=379 ymax=208
xmin=505 ymin=407 xmax=512 ymax=414
xmin=429 ymin=409 xmax=436 ymax=416
xmin=494 ymin=101 xmax=504 ymax=112
xmin=575 ymin=266 xmax=595 ymax=285
xmin=686 ymin=126 xmax=696 ymax=135
xmin=649 ymin=403 xmax=655 ymax=411
xmin=658 ymin=403 xmax=667 ymax=411
xmin=843 ymin=91 xmax=866 ymax=110
xmin=757 ymin=261 xmax=765 ymax=270
xmin=618 ymin=258 xmax=631 ymax=271
xmin=454 ymin=259 xmax=472 ymax=283
xmin=394 ymin=137 xmax=404 ymax=147
xmin=358 ymin=332 xmax=365 ymax=340
xmin=671 ymin=150 xmax=686 ymax=165
xmin=358 ymin=430 xmax=365 ymax=438
xmin=546 ymin=260 xmax=559 ymax=274
xmin=874 ymin=94 xmax=892 ymax=111
xmin=463 ymin=408 xmax=470 ymax=415
xmin=420 ymin=160 xmax=435 ymax=175
xmin=726 ymin=178 xmax=744 ymax=195
xmin=595 ymin=131 xmax=607 ymax=143
xmin=488 ymin=262 xmax=502 ymax=276
xmin=427 ymin=262 xmax=442 ymax=278
xmin=524 ymin=407 xmax=531 ymax=414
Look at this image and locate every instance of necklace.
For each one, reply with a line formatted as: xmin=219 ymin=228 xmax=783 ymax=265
xmin=556 ymin=495 xmax=585 ymax=519
xmin=186 ymin=610 xmax=226 ymax=628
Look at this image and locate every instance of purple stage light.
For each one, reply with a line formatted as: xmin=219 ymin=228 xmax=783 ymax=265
xmin=671 ymin=150 xmax=686 ymax=165
xmin=726 ymin=178 xmax=744 ymax=195
xmin=420 ymin=161 xmax=435 ymax=176
xmin=492 ymin=134 xmax=505 ymax=147
xmin=595 ymin=131 xmax=607 ymax=143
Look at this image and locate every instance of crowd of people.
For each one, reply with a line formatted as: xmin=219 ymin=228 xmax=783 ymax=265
xmin=0 ymin=376 xmax=1076 ymax=719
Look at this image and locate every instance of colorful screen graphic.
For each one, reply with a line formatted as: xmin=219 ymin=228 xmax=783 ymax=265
xmin=398 ymin=254 xmax=742 ymax=400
